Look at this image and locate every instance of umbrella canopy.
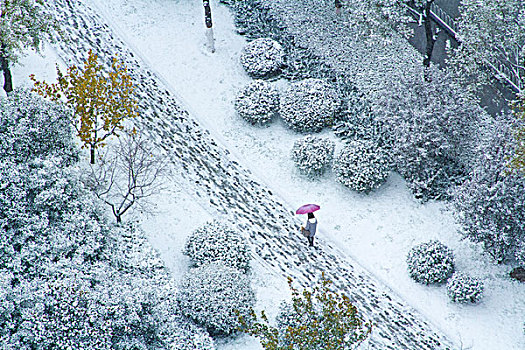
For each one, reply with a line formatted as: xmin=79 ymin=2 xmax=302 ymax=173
xmin=295 ymin=204 xmax=320 ymax=214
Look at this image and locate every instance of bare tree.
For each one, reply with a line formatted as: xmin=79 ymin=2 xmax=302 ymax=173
xmin=84 ymin=131 xmax=169 ymax=223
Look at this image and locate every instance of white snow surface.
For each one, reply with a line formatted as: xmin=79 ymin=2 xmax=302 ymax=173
xmin=5 ymin=0 xmax=524 ymax=349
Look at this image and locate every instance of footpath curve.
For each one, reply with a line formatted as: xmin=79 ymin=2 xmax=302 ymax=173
xmin=44 ymin=1 xmax=455 ymax=348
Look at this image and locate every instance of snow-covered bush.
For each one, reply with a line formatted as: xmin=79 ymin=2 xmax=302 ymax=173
xmin=0 ymin=158 xmax=111 ymax=279
xmin=333 ymin=140 xmax=390 ymax=193
xmin=453 ymin=113 xmax=525 ymax=263
xmin=12 ymin=274 xmax=114 ymax=350
xmin=234 ymin=80 xmax=279 ymax=126
xmin=0 ymin=88 xmax=77 ymax=165
xmin=372 ymin=68 xmax=482 ymax=201
xmin=226 ymin=0 xmax=335 ymax=81
xmin=0 ymin=95 xmax=213 ymax=350
xmin=280 ymin=78 xmax=339 ymax=133
xmin=177 ymin=263 xmax=255 ymax=336
xmin=1 ymin=266 xmax=187 ymax=350
xmin=446 ymin=272 xmax=484 ymax=304
xmin=291 ymin=136 xmax=335 ymax=178
xmin=406 ymin=241 xmax=455 ymax=285
xmin=334 ymin=96 xmax=386 ymax=144
xmin=157 ymin=314 xmax=216 ymax=350
xmin=183 ymin=220 xmax=251 ymax=273
xmin=240 ymin=38 xmax=284 ymax=78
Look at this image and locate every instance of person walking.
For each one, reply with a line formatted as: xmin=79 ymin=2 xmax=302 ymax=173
xmin=296 ymin=203 xmax=320 ymax=247
xmin=304 ymin=212 xmax=318 ymax=247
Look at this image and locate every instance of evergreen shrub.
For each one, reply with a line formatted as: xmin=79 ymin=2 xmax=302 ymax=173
xmin=183 ymin=220 xmax=250 ymax=273
xmin=280 ymin=78 xmax=339 ymax=133
xmin=235 ymin=80 xmax=279 ymax=126
xmin=453 ymin=113 xmax=525 ymax=263
xmin=406 ymin=240 xmax=455 ymax=285
xmin=176 ymin=263 xmax=255 ymax=336
xmin=446 ymin=272 xmax=484 ymax=303
xmin=333 ymin=140 xmax=389 ymax=193
xmin=240 ymin=38 xmax=284 ymax=78
xmin=291 ymin=135 xmax=335 ymax=178
xmin=0 ymin=88 xmax=77 ymax=164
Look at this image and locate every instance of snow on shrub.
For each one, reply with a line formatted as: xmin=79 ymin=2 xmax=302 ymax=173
xmin=446 ymin=272 xmax=484 ymax=304
xmin=234 ymin=80 xmax=279 ymax=126
xmin=0 ymin=88 xmax=77 ymax=164
xmin=156 ymin=308 xmax=216 ymax=350
xmin=406 ymin=240 xmax=455 ymax=285
xmin=183 ymin=220 xmax=251 ymax=273
xmin=333 ymin=140 xmax=389 ymax=193
xmin=453 ymin=113 xmax=525 ymax=263
xmin=176 ymin=263 xmax=256 ymax=336
xmin=0 ymin=91 xmax=213 ymax=350
xmin=334 ymin=98 xmax=386 ymax=145
xmin=240 ymin=38 xmax=284 ymax=78
xmin=291 ymin=135 xmax=335 ymax=178
xmin=372 ymin=68 xmax=481 ymax=201
xmin=280 ymin=78 xmax=339 ymax=133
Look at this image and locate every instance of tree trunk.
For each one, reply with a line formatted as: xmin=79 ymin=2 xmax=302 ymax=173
xmin=116 ymin=215 xmax=122 ymax=224
xmin=335 ymin=0 xmax=342 ymax=15
xmin=90 ymin=146 xmax=96 ymax=164
xmin=423 ymin=2 xmax=436 ymax=81
xmin=203 ymin=0 xmax=215 ymax=52
xmin=0 ymin=54 xmax=13 ymax=94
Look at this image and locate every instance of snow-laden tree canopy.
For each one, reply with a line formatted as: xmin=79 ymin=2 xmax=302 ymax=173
xmin=371 ymin=68 xmax=484 ymax=200
xmin=453 ymin=113 xmax=525 ymax=264
xmin=0 ymin=0 xmax=58 ymax=63
xmin=451 ymin=0 xmax=525 ymax=94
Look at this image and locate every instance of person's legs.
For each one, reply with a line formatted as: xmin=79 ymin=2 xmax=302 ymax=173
xmin=308 ymin=236 xmax=314 ymax=246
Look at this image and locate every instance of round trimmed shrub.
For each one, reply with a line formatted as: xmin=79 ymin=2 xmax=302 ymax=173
xmin=280 ymin=79 xmax=339 ymax=133
xmin=176 ymin=263 xmax=256 ymax=336
xmin=406 ymin=240 xmax=455 ymax=285
xmin=333 ymin=140 xmax=389 ymax=193
xmin=291 ymin=136 xmax=335 ymax=178
xmin=183 ymin=220 xmax=250 ymax=272
xmin=234 ymin=80 xmax=279 ymax=126
xmin=240 ymin=38 xmax=284 ymax=78
xmin=446 ymin=272 xmax=484 ymax=303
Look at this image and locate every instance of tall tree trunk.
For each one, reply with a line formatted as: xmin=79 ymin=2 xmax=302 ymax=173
xmin=90 ymin=146 xmax=95 ymax=164
xmin=203 ymin=0 xmax=215 ymax=53
xmin=423 ymin=1 xmax=436 ymax=81
xmin=0 ymin=54 xmax=13 ymax=94
xmin=335 ymin=0 xmax=342 ymax=15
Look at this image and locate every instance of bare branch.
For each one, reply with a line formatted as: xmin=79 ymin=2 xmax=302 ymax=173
xmin=82 ymin=131 xmax=169 ymax=223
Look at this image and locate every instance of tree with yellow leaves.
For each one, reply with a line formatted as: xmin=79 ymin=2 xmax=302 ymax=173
xmin=31 ymin=50 xmax=138 ymax=163
xmin=238 ymin=274 xmax=372 ymax=350
xmin=511 ymin=95 xmax=525 ymax=174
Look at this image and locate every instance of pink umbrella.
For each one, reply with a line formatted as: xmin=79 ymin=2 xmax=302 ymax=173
xmin=295 ymin=204 xmax=320 ymax=214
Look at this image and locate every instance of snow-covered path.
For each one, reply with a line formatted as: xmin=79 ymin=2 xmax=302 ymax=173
xmin=40 ymin=0 xmax=459 ymax=348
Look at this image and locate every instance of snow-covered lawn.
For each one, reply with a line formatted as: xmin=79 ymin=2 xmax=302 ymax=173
xmin=6 ymin=0 xmax=524 ymax=349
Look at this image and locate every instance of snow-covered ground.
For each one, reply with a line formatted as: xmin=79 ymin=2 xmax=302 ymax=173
xmin=5 ymin=0 xmax=524 ymax=349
